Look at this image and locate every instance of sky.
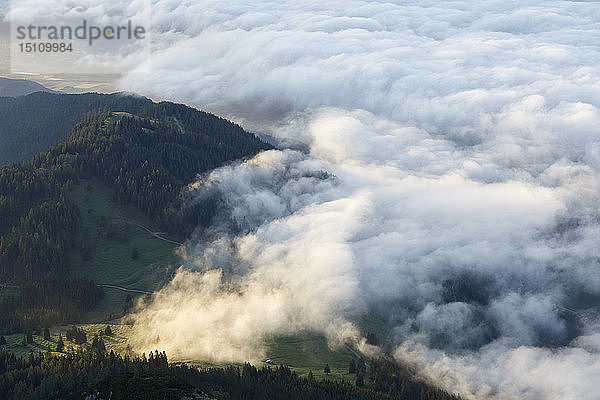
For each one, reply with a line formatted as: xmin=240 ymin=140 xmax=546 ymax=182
xmin=4 ymin=1 xmax=600 ymax=399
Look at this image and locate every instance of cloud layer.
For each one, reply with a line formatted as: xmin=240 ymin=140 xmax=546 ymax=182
xmin=84 ymin=1 xmax=600 ymax=398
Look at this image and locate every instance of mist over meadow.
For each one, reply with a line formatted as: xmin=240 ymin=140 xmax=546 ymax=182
xmin=6 ymin=1 xmax=600 ymax=399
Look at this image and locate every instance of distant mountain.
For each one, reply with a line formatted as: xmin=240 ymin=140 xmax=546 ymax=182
xmin=0 ymin=92 xmax=154 ymax=165
xmin=0 ymin=77 xmax=55 ymax=97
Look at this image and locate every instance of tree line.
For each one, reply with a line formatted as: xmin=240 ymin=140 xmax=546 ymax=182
xmin=0 ymin=348 xmax=461 ymax=400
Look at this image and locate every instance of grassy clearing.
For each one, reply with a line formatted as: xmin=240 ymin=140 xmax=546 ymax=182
xmin=2 ymin=323 xmax=358 ymax=384
xmin=66 ymin=179 xmax=182 ymax=322
xmin=2 ymin=322 xmax=132 ymax=359
xmin=0 ymin=178 xmax=365 ymax=379
xmin=175 ymin=334 xmax=358 ymax=382
xmin=264 ymin=334 xmax=358 ymax=382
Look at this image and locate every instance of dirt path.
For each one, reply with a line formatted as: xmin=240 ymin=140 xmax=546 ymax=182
xmin=97 ymin=284 xmax=153 ymax=295
xmin=115 ymin=215 xmax=183 ymax=246
xmin=0 ymin=283 xmax=19 ymax=289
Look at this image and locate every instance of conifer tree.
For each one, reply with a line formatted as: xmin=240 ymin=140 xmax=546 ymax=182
xmin=56 ymin=334 xmax=64 ymax=352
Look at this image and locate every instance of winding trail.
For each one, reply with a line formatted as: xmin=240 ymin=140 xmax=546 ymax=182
xmin=115 ymin=215 xmax=183 ymax=246
xmin=97 ymin=284 xmax=154 ymax=295
xmin=0 ymin=283 xmax=19 ymax=289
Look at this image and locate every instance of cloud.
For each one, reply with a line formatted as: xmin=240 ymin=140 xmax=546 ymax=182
xmin=395 ymin=335 xmax=600 ymax=400
xmin=108 ymin=1 xmax=600 ymax=398
xmin=130 ymin=150 xmax=364 ymax=361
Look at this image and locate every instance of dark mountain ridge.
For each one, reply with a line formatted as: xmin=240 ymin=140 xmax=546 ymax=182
xmin=0 ymin=77 xmax=55 ymax=97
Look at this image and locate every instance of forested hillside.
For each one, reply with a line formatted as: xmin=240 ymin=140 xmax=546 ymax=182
xmin=0 ymin=102 xmax=271 ymax=333
xmin=0 ymin=348 xmax=461 ymax=400
xmin=0 ymin=92 xmax=153 ymax=165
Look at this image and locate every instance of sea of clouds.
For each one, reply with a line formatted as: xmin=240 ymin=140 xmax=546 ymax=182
xmin=5 ymin=1 xmax=600 ymax=399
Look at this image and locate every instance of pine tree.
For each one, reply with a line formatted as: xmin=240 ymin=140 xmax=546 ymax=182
xmin=356 ymin=370 xmax=364 ymax=387
xmin=124 ymin=294 xmax=133 ymax=313
xmin=91 ymin=335 xmax=106 ymax=353
xmin=56 ymin=334 xmax=64 ymax=352
xmin=357 ymin=359 xmax=366 ymax=374
xmin=349 ymin=358 xmax=356 ymax=373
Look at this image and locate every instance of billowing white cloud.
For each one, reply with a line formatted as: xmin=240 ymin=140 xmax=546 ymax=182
xmin=104 ymin=1 xmax=600 ymax=398
xmin=395 ymin=334 xmax=600 ymax=400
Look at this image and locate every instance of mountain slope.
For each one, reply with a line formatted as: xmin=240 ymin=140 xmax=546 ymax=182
xmin=0 ymin=101 xmax=271 ymax=333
